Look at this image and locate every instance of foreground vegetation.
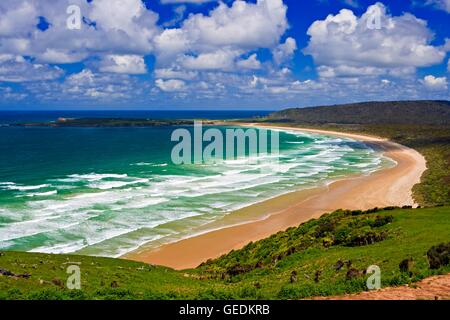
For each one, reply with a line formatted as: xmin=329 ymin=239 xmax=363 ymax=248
xmin=0 ymin=206 xmax=449 ymax=299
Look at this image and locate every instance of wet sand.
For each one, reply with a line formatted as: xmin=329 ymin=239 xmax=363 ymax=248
xmin=124 ymin=125 xmax=427 ymax=270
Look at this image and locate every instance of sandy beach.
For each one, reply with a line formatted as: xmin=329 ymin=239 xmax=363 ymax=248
xmin=125 ymin=125 xmax=427 ymax=270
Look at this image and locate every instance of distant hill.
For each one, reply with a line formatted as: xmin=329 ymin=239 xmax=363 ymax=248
xmin=14 ymin=118 xmax=198 ymax=127
xmin=267 ymin=100 xmax=450 ymax=125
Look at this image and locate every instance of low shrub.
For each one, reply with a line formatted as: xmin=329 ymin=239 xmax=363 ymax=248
xmin=427 ymin=242 xmax=450 ymax=269
xmin=369 ymin=215 xmax=394 ymax=228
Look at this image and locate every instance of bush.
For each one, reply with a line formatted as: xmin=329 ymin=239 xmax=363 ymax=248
xmin=238 ymin=285 xmax=259 ymax=299
xmin=399 ymin=258 xmax=414 ymax=274
xmin=334 ymin=227 xmax=352 ymax=244
xmin=277 ymin=284 xmax=316 ymax=299
xmin=27 ymin=289 xmax=65 ymax=300
xmin=427 ymin=242 xmax=450 ymax=269
xmin=0 ymin=288 xmax=23 ymax=300
xmin=314 ymin=219 xmax=337 ymax=237
xmin=344 ymin=230 xmax=388 ymax=247
xmin=143 ymin=290 xmax=180 ymax=300
xmin=196 ymin=289 xmax=235 ymax=300
xmin=225 ymin=264 xmax=254 ymax=277
xmin=369 ymin=215 xmax=394 ymax=228
xmin=381 ymin=206 xmax=395 ymax=211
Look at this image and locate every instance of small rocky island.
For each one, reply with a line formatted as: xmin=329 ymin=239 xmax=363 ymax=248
xmin=14 ymin=117 xmax=207 ymax=127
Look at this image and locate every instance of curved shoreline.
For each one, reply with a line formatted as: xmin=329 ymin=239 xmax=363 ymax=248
xmin=124 ymin=125 xmax=427 ymax=270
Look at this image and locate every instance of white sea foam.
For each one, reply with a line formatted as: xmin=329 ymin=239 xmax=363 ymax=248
xmin=28 ymin=208 xmax=205 ymax=256
xmin=68 ymin=173 xmax=129 ymax=181
xmin=132 ymin=162 xmax=168 ymax=167
xmin=110 ymin=234 xmax=166 ymax=258
xmin=111 ymin=197 xmax=168 ymax=210
xmin=29 ymin=240 xmax=87 ymax=254
xmin=0 ymin=182 xmax=15 ymax=186
xmin=25 ymin=190 xmax=58 ymax=197
xmin=88 ymin=178 xmax=149 ymax=190
xmin=2 ymin=183 xmax=50 ymax=191
xmin=131 ymin=162 xmax=154 ymax=166
xmin=209 ymin=202 xmax=229 ymax=209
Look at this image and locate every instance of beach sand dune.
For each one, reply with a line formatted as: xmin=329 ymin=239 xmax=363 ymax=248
xmin=125 ymin=126 xmax=427 ymax=270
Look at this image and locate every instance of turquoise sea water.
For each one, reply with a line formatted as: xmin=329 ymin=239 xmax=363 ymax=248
xmin=0 ymin=111 xmax=390 ymax=257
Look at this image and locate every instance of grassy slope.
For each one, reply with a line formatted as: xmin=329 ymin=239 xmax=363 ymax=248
xmin=198 ymin=207 xmax=450 ymax=299
xmin=1 ymin=206 xmax=449 ymax=299
xmin=0 ymin=252 xmax=229 ymax=300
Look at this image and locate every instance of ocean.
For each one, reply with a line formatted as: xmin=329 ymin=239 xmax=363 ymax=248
xmin=0 ymin=111 xmax=390 ymax=257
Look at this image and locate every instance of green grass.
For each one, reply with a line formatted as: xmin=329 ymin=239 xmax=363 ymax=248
xmin=1 ymin=206 xmax=449 ymax=300
xmin=0 ymin=251 xmax=220 ymax=300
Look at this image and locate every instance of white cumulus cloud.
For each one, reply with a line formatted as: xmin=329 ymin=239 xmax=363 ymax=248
xmin=304 ymin=3 xmax=446 ymax=78
xmin=0 ymin=54 xmax=63 ymax=82
xmin=155 ymin=0 xmax=290 ymax=70
xmin=273 ymin=37 xmax=297 ymax=65
xmin=236 ymin=54 xmax=262 ymax=70
xmin=155 ymin=79 xmax=187 ymax=92
xmin=98 ymin=55 xmax=147 ymax=74
xmin=154 ymin=68 xmax=198 ymax=80
xmin=421 ymin=75 xmax=448 ymax=90
xmin=0 ymin=0 xmax=160 ymax=65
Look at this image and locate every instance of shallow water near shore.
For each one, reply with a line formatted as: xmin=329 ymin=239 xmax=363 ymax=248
xmin=0 ymin=112 xmax=389 ymax=257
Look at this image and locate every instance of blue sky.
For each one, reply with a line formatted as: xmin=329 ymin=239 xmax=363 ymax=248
xmin=0 ymin=0 xmax=449 ymax=110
